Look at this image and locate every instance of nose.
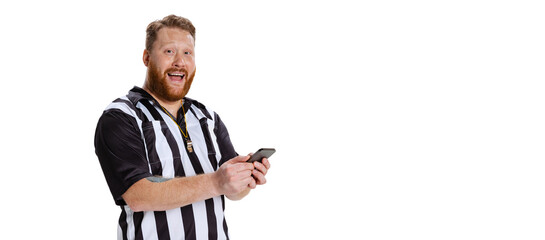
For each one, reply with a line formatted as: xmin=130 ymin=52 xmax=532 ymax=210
xmin=173 ymin=54 xmax=186 ymax=68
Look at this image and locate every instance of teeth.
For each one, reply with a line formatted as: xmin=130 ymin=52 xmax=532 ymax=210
xmin=168 ymin=73 xmax=185 ymax=77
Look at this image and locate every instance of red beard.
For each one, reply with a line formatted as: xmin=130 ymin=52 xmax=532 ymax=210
xmin=145 ymin=61 xmax=195 ymax=102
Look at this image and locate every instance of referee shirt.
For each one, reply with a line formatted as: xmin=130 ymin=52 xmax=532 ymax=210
xmin=95 ymin=87 xmax=237 ymax=240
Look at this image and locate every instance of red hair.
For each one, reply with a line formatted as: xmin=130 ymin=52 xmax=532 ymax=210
xmin=145 ymin=15 xmax=196 ymax=52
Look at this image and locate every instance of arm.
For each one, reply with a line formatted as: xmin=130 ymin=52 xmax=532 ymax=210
xmin=122 ymin=155 xmax=256 ymax=212
xmin=97 ymin=109 xmax=269 ymax=210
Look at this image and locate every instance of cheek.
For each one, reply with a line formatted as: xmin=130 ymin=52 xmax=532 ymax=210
xmin=152 ymin=56 xmax=172 ymax=70
xmin=188 ymin=61 xmax=196 ymax=71
xmin=186 ymin=56 xmax=196 ymax=68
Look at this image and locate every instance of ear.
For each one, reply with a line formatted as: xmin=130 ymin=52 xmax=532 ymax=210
xmin=143 ymin=49 xmax=150 ymax=67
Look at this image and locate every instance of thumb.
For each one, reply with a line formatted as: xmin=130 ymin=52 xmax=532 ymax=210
xmin=228 ymin=155 xmax=251 ymax=163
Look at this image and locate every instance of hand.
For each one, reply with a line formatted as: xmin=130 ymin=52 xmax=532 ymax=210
xmin=251 ymin=157 xmax=271 ymax=185
xmin=214 ymin=155 xmax=255 ymax=196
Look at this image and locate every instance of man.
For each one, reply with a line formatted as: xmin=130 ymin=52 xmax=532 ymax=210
xmin=95 ymin=15 xmax=271 ymax=240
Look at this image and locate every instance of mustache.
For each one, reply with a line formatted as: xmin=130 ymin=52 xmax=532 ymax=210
xmin=164 ymin=68 xmax=188 ymax=75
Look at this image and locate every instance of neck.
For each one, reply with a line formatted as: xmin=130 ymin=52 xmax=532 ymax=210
xmin=143 ymin=87 xmax=183 ymax=117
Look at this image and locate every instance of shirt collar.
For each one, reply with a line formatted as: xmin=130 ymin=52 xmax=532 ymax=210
xmin=126 ymin=86 xmax=194 ymax=115
xmin=127 ymin=86 xmax=154 ymax=105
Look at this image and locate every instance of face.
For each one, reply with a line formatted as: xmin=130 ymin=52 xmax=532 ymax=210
xmin=143 ymin=27 xmax=196 ymax=102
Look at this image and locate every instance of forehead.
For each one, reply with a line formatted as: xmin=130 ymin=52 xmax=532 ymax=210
xmin=154 ymin=27 xmax=195 ymax=48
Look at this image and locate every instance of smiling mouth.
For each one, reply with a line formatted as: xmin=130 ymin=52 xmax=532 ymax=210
xmin=167 ymin=73 xmax=186 ymax=81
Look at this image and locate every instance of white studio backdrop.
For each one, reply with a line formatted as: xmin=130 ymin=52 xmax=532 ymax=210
xmin=0 ymin=0 xmax=544 ymax=239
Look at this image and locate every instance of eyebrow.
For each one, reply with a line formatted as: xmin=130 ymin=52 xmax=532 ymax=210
xmin=158 ymin=41 xmax=194 ymax=48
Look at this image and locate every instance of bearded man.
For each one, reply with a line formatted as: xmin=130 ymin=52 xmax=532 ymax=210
xmin=94 ymin=15 xmax=270 ymax=240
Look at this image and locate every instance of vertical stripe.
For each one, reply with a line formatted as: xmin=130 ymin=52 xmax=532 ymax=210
xmin=152 ymin=120 xmax=173 ymax=177
xmin=222 ymin=195 xmax=229 ymax=240
xmin=199 ymin=118 xmax=218 ymax=170
xmin=154 ymin=211 xmax=170 ymax=240
xmin=187 ymin=144 xmax=205 ymax=174
xmin=166 ymin=208 xmax=185 ymax=240
xmin=181 ymin=205 xmax=196 ymax=240
xmin=124 ymin=206 xmax=136 ymax=240
xmin=192 ymin=200 xmax=209 ymax=240
xmin=185 ymin=111 xmax=215 ymax=173
xmin=184 ymin=112 xmax=206 ymax=175
xmin=140 ymin=100 xmax=164 ymax=121
xmin=212 ymin=112 xmax=237 ymax=166
xmin=133 ymin=211 xmax=144 ymax=240
xmin=194 ymin=112 xmax=221 ymax=240
xmin=158 ymin=117 xmax=185 ymax=178
xmin=205 ymin=198 xmax=218 ymax=240
xmin=207 ymin=113 xmax=223 ymax=171
xmin=142 ymin=121 xmax=163 ymax=175
xmin=213 ymin=197 xmax=227 ymax=240
xmin=223 ymin=219 xmax=229 ymax=240
xmin=184 ymin=153 xmax=213 ymax=239
xmin=138 ymin=103 xmax=164 ymax=176
xmin=118 ymin=224 xmax=123 ymax=240
xmin=141 ymin=211 xmax=158 ymax=240
xmin=119 ymin=206 xmax=128 ymax=240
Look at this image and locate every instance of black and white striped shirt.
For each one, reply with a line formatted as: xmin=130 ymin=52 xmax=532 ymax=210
xmin=95 ymin=87 xmax=237 ymax=240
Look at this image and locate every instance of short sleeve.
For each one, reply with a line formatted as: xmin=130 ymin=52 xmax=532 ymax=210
xmin=94 ymin=110 xmax=152 ymax=205
xmin=213 ymin=112 xmax=238 ymax=166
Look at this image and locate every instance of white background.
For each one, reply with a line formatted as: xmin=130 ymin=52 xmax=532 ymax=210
xmin=1 ymin=0 xmax=544 ymax=239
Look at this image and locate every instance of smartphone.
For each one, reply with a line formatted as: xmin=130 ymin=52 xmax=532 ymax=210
xmin=247 ymin=148 xmax=276 ymax=163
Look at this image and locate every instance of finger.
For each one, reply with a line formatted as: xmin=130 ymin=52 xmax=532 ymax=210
xmin=238 ymin=174 xmax=254 ymax=185
xmin=253 ymin=161 xmax=268 ymax=175
xmin=239 ymin=169 xmax=253 ymax=178
xmin=252 ymin=170 xmax=267 ymax=185
xmin=248 ymin=178 xmax=257 ymax=189
xmin=233 ymin=162 xmax=255 ymax=172
xmin=261 ymin=158 xmax=271 ymax=169
xmin=227 ymin=155 xmax=251 ymax=164
xmin=227 ymin=170 xmax=252 ymax=184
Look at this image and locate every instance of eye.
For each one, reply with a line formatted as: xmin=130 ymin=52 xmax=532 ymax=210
xmin=184 ymin=51 xmax=192 ymax=55
xmin=165 ymin=49 xmax=175 ymax=55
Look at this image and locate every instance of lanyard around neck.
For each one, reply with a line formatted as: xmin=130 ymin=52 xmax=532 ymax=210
xmin=159 ymin=101 xmax=193 ymax=152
